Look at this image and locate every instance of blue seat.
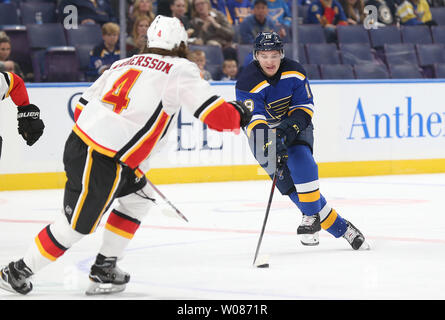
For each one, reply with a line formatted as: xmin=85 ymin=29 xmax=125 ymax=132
xmin=383 ymin=43 xmax=418 ymax=66
xmin=320 ymin=64 xmax=355 ymax=79
xmin=44 ymin=46 xmax=79 ymax=82
xmin=339 ymin=43 xmax=376 ymax=65
xmin=416 ymin=43 xmax=445 ymax=77
xmin=305 ymin=43 xmax=341 ymax=65
xmin=20 ymin=2 xmax=57 ymax=24
xmin=0 ymin=3 xmax=20 ymax=25
xmin=75 ymin=44 xmax=94 ymax=81
xmin=66 ymin=24 xmax=103 ymax=47
xmin=369 ymin=26 xmax=402 ymax=49
xmin=434 ymin=63 xmax=445 ymax=78
xmin=336 ymin=25 xmax=370 ymax=45
xmin=431 ymin=26 xmax=445 ymax=45
xmin=431 ymin=7 xmax=445 ymax=25
xmin=401 ymin=25 xmax=432 ymax=44
xmin=26 ymin=23 xmax=68 ymax=81
xmin=284 ymin=43 xmax=306 ymax=64
xmin=297 ymin=25 xmax=326 ymax=44
xmin=188 ymin=45 xmax=224 ymax=66
xmin=389 ymin=64 xmax=423 ymax=79
xmin=416 ymin=44 xmax=445 ymax=66
xmin=354 ymin=64 xmax=389 ymax=79
xmin=26 ymin=23 xmax=67 ymax=49
xmin=302 ymin=64 xmax=321 ymax=80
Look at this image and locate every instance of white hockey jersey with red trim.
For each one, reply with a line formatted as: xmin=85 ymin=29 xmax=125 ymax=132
xmin=0 ymin=71 xmax=30 ymax=107
xmin=73 ymin=53 xmax=240 ymax=174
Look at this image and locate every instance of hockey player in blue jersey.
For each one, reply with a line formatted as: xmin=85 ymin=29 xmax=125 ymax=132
xmin=236 ymin=32 xmax=370 ymax=250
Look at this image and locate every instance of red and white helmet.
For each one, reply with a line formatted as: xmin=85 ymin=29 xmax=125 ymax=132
xmin=146 ymin=15 xmax=188 ymax=50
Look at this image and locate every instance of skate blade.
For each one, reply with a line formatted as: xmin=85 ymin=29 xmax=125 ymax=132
xmin=299 ymin=233 xmax=319 ymax=246
xmin=358 ymin=240 xmax=371 ymax=251
xmin=85 ymin=282 xmax=126 ymax=296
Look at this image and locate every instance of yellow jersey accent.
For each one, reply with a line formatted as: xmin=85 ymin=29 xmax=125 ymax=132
xmin=298 ymin=190 xmax=321 ymax=202
xmin=250 ymin=80 xmax=269 ymax=93
xmin=247 ymin=119 xmax=268 ymax=137
xmin=321 ymin=209 xmax=338 ymax=230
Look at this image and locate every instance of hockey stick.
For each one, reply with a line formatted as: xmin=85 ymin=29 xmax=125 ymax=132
xmin=145 ymin=178 xmax=189 ymax=222
xmin=252 ymin=168 xmax=279 ymax=266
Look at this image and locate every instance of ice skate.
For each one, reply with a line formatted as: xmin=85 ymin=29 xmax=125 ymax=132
xmin=342 ymin=220 xmax=370 ymax=250
xmin=85 ymin=255 xmax=130 ymax=295
xmin=297 ymin=213 xmax=321 ymax=246
xmin=0 ymin=259 xmax=33 ymax=295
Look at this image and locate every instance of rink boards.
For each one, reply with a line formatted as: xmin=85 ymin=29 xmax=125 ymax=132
xmin=1 ymin=80 xmax=445 ymax=190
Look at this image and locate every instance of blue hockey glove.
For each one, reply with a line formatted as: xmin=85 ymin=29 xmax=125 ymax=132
xmin=276 ymin=118 xmax=300 ymax=147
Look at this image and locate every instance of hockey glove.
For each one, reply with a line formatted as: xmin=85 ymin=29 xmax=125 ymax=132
xmin=228 ymin=100 xmax=252 ymax=128
xmin=264 ymin=135 xmax=288 ymax=170
xmin=276 ymin=118 xmax=300 ymax=147
xmin=17 ymin=104 xmax=45 ymax=146
xmin=276 ymin=137 xmax=288 ymax=169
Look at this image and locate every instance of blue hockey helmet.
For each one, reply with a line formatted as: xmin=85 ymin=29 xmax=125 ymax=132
xmin=253 ymin=31 xmax=284 ymax=60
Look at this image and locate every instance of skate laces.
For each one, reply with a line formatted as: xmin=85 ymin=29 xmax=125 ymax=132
xmin=343 ymin=224 xmax=359 ymax=243
xmin=301 ymin=214 xmax=316 ymax=226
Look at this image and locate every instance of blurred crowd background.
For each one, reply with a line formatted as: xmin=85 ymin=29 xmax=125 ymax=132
xmin=1 ymin=0 xmax=445 ymax=82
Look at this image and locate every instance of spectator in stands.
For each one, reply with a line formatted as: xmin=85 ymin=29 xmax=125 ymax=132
xmin=239 ymin=0 xmax=283 ymax=44
xmin=126 ymin=16 xmax=150 ymax=56
xmin=226 ymin=0 xmax=252 ymax=25
xmin=396 ymin=0 xmax=437 ymax=26
xmin=414 ymin=0 xmax=437 ymax=26
xmin=87 ymin=22 xmax=120 ymax=80
xmin=189 ymin=49 xmax=213 ymax=80
xmin=220 ymin=59 xmax=238 ymax=80
xmin=306 ymin=0 xmax=348 ymax=42
xmin=58 ymin=0 xmax=117 ymax=25
xmin=127 ymin=0 xmax=155 ymax=34
xmin=190 ymin=0 xmax=235 ymax=48
xmin=266 ymin=0 xmax=292 ymax=40
xmin=0 ymin=33 xmax=24 ymax=79
xmin=170 ymin=0 xmax=195 ymax=37
xmin=339 ymin=0 xmax=365 ymax=24
xmin=210 ymin=0 xmax=228 ymax=14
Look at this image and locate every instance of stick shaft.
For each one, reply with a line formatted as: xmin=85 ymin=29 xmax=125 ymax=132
xmin=146 ymin=178 xmax=189 ymax=222
xmin=253 ymin=170 xmax=278 ymax=265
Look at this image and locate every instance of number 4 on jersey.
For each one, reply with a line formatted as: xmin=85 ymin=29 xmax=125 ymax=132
xmin=102 ymin=69 xmax=142 ymax=114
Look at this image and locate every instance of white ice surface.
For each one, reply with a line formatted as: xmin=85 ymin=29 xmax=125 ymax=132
xmin=1 ymin=174 xmax=444 ymax=300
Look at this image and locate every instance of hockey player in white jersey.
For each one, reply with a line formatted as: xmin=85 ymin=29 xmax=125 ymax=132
xmin=0 ymin=15 xmax=251 ymax=296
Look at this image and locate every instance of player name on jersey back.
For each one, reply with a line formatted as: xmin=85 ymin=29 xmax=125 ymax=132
xmin=111 ymin=54 xmax=173 ymax=74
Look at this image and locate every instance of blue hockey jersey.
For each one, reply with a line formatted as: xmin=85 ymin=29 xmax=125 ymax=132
xmin=235 ymin=57 xmax=314 ymax=138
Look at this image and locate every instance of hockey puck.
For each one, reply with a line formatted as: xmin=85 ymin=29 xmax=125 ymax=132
xmin=256 ymin=263 xmax=269 ymax=268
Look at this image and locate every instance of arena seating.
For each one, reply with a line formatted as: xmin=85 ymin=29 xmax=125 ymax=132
xmin=2 ymin=3 xmax=445 ymax=82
